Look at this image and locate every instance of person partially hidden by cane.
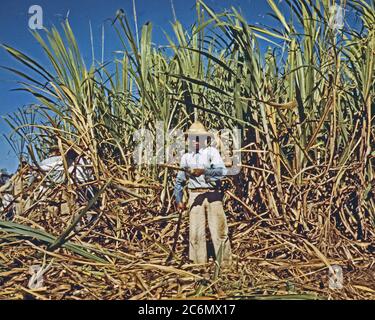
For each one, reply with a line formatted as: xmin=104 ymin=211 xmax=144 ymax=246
xmin=174 ymin=121 xmax=232 ymax=268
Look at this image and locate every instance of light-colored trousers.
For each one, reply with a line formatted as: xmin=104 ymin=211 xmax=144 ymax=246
xmin=188 ymin=190 xmax=232 ymax=266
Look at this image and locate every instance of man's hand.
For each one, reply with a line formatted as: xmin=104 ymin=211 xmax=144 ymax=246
xmin=177 ymin=202 xmax=186 ymax=212
xmin=189 ymin=168 xmax=205 ymax=177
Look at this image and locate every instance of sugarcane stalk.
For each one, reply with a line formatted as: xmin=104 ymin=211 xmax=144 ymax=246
xmin=166 ymin=206 xmax=185 ymax=264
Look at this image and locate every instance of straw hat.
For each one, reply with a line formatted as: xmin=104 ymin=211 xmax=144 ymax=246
xmin=185 ymin=121 xmax=211 ymax=136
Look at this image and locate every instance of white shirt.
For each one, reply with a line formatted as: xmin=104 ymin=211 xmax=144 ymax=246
xmin=39 ymin=156 xmax=65 ymax=184
xmin=174 ymin=146 xmax=227 ymax=203
xmin=39 ymin=156 xmax=94 ymax=185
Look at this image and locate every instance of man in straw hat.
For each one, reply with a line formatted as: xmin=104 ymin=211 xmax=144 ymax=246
xmin=174 ymin=121 xmax=232 ymax=267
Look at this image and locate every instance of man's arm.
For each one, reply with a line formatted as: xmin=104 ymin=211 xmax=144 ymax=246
xmin=174 ymin=155 xmax=187 ymax=204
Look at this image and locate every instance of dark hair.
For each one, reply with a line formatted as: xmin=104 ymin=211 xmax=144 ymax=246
xmin=66 ymin=149 xmax=79 ymax=167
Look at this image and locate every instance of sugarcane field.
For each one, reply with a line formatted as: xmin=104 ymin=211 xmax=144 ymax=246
xmin=0 ymin=0 xmax=374 ymax=302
